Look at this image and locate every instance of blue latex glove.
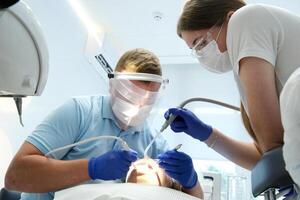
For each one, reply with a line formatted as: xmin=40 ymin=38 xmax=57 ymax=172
xmin=158 ymin=150 xmax=198 ymax=189
xmin=165 ymin=108 xmax=213 ymax=141
xmin=88 ymin=150 xmax=138 ymax=180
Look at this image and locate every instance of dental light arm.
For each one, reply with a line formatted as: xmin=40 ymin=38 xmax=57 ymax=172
xmin=160 ymin=97 xmax=240 ymax=133
xmin=0 ymin=0 xmax=49 ymax=126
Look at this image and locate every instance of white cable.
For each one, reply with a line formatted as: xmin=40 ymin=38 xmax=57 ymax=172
xmin=45 ymin=135 xmax=130 ymax=158
xmin=143 ymin=97 xmax=240 ymax=159
xmin=160 ymin=97 xmax=240 ymax=133
xmin=143 ymin=129 xmax=161 ymax=158
xmin=36 ymin=136 xmax=130 ymax=200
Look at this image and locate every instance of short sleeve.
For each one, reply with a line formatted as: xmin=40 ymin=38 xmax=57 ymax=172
xmin=26 ymin=99 xmax=82 ymax=159
xmin=227 ymin=4 xmax=283 ymax=73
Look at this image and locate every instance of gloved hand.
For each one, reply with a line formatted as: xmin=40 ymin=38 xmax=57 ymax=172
xmin=88 ymin=150 xmax=138 ymax=180
xmin=165 ymin=108 xmax=213 ymax=141
xmin=158 ymin=150 xmax=198 ymax=189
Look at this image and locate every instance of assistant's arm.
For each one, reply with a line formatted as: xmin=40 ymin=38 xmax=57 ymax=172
xmin=239 ymin=57 xmax=284 ymax=153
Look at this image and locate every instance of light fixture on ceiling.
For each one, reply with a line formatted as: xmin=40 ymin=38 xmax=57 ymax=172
xmin=67 ymin=0 xmax=102 ymax=42
xmin=152 ymin=11 xmax=163 ymax=22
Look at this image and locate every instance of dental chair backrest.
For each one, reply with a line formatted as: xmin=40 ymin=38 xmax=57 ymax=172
xmin=251 ymin=146 xmax=294 ymax=197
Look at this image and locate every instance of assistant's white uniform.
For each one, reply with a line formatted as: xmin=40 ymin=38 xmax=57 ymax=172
xmin=281 ymin=68 xmax=300 ymax=189
xmin=227 ymin=4 xmax=300 ymax=113
xmin=226 ymin=4 xmax=300 ymax=193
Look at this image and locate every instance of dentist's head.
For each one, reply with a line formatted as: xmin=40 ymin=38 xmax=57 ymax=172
xmin=109 ymin=49 xmax=164 ymax=130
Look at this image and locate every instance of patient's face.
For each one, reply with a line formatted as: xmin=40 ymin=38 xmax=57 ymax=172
xmin=126 ymin=158 xmax=172 ymax=187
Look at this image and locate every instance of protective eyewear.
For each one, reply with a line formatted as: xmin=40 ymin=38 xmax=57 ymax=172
xmin=191 ymin=23 xmax=223 ymax=58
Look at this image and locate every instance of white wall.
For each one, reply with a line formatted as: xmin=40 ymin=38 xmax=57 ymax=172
xmin=0 ymin=0 xmax=107 ymax=188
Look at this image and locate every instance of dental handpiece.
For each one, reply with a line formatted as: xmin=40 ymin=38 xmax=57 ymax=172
xmin=159 ymin=106 xmax=183 ymax=133
xmin=160 ymin=97 xmax=240 ymax=133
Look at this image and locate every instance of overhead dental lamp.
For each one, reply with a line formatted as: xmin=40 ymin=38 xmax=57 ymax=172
xmin=0 ymin=0 xmax=49 ymax=126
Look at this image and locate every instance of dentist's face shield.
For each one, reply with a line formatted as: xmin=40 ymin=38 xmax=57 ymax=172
xmin=109 ymin=72 xmax=168 ymax=129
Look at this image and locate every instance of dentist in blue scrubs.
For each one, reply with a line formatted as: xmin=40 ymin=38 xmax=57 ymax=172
xmin=5 ymin=48 xmax=203 ymax=200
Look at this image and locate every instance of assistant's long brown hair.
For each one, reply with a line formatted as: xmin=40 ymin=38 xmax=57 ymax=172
xmin=177 ymin=0 xmax=246 ymax=37
xmin=240 ymin=102 xmax=258 ymax=142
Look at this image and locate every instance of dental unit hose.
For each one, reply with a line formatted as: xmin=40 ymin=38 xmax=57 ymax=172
xmin=36 ymin=136 xmax=130 ymax=200
xmin=143 ymin=97 xmax=240 ymax=158
xmin=45 ymin=136 xmax=130 ymax=158
xmin=160 ymin=97 xmax=240 ymax=133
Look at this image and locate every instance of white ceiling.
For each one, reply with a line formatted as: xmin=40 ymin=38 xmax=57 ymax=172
xmin=75 ymin=0 xmax=300 ymax=65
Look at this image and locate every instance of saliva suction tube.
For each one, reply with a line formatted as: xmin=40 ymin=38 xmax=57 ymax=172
xmin=143 ymin=97 xmax=240 ymax=158
xmin=45 ymin=136 xmax=130 ymax=158
xmin=36 ymin=136 xmax=131 ymax=200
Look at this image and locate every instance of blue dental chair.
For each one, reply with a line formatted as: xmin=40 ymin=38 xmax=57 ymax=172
xmin=0 ymin=188 xmax=21 ymax=200
xmin=251 ymin=146 xmax=295 ymax=200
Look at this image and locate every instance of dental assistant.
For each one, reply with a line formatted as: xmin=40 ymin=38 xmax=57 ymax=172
xmin=165 ymin=0 xmax=300 ymax=170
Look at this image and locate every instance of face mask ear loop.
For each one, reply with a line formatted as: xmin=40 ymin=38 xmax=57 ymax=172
xmin=216 ymin=21 xmax=225 ymax=42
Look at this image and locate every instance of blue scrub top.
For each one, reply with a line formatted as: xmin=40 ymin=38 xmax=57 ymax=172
xmin=21 ymin=95 xmax=169 ymax=200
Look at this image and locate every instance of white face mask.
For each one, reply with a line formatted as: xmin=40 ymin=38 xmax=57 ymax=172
xmin=192 ymin=21 xmax=232 ymax=74
xmin=111 ymin=96 xmax=153 ymax=128
xmin=196 ymin=40 xmax=232 ymax=74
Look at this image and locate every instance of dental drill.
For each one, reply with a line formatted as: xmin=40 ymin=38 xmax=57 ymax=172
xmin=143 ymin=97 xmax=240 ymax=158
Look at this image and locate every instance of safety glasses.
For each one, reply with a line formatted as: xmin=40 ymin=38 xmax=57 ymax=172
xmin=191 ymin=22 xmax=224 ymax=58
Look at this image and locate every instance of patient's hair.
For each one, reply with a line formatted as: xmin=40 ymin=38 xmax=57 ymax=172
xmin=126 ymin=158 xmax=181 ymax=191
xmin=115 ymin=48 xmax=162 ymax=76
xmin=177 ymin=0 xmax=246 ymax=37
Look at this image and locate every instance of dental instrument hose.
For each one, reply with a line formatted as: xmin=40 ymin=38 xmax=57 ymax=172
xmin=144 ymin=97 xmax=240 ymax=158
xmin=45 ymin=136 xmax=130 ymax=158
xmin=160 ymin=97 xmax=240 ymax=133
xmin=37 ymin=136 xmax=130 ymax=200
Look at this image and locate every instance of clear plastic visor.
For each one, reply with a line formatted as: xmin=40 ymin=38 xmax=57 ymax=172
xmin=109 ymin=72 xmax=168 ymax=106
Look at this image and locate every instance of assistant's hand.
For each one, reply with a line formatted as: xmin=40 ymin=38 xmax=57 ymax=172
xmin=158 ymin=150 xmax=198 ymax=189
xmin=88 ymin=150 xmax=138 ymax=180
xmin=165 ymin=108 xmax=213 ymax=141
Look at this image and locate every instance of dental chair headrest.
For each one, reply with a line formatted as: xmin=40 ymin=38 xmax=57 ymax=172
xmin=251 ymin=146 xmax=294 ymax=197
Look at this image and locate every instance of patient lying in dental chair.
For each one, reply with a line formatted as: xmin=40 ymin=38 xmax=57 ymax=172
xmin=126 ymin=158 xmax=202 ymax=197
xmin=54 ymin=158 xmax=203 ymax=200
